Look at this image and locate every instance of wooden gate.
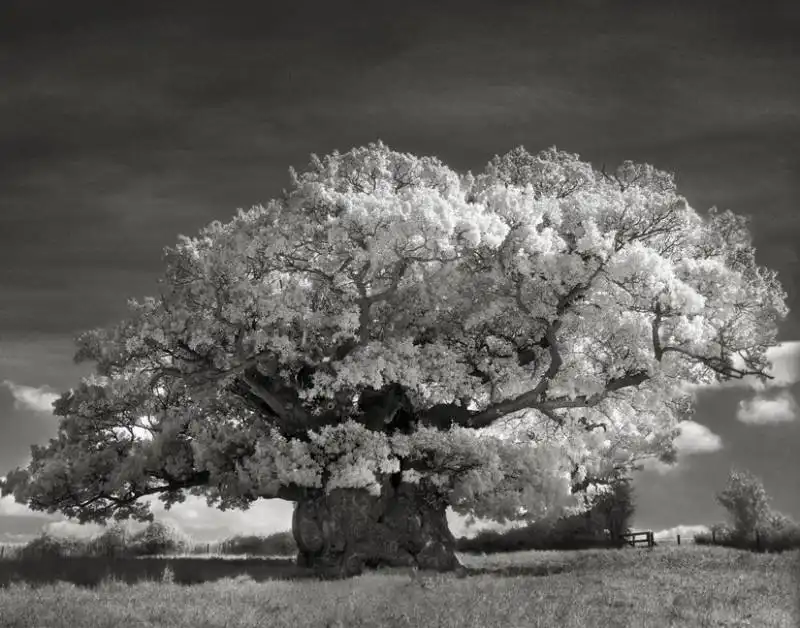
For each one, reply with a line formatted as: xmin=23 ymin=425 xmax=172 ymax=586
xmin=619 ymin=531 xmax=655 ymax=548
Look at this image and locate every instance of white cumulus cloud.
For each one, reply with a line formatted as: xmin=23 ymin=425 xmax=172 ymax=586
xmin=145 ymin=496 xmax=295 ymax=542
xmin=672 ymin=420 xmax=724 ymax=455
xmin=0 ymin=494 xmax=35 ymax=517
xmin=653 ymin=524 xmax=710 ymax=541
xmin=2 ymin=380 xmax=60 ymax=413
xmin=642 ymin=420 xmax=723 ymax=475
xmin=447 ymin=511 xmax=528 ymax=539
xmin=43 ymin=520 xmax=104 ymax=539
xmin=737 ymin=390 xmax=798 ymax=425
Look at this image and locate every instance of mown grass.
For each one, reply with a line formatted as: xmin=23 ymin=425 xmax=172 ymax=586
xmin=0 ymin=545 xmax=797 ymax=627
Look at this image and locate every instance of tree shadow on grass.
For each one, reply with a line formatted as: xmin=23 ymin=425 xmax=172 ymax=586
xmin=0 ymin=556 xmax=320 ymax=587
xmin=460 ymin=563 xmax=573 ymax=578
xmin=0 ymin=555 xmax=577 ymax=588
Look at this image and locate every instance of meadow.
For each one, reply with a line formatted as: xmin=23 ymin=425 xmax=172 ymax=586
xmin=1 ymin=544 xmax=797 ymax=628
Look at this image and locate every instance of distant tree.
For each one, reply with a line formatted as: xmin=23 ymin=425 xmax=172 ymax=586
xmin=128 ymin=520 xmax=189 ymax=556
xmin=20 ymin=532 xmax=84 ymax=559
xmin=219 ymin=531 xmax=297 ymax=556
xmin=1 ymin=142 xmax=787 ymax=578
xmin=86 ymin=521 xmax=132 ymax=557
xmin=716 ymin=468 xmax=772 ymax=539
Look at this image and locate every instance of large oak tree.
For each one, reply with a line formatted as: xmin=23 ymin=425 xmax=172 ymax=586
xmin=2 ymin=142 xmax=787 ymax=577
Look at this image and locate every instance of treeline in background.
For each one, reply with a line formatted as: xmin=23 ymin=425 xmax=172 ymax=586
xmin=3 ymin=467 xmax=798 ymax=563
xmin=0 ymin=523 xmax=298 ymax=560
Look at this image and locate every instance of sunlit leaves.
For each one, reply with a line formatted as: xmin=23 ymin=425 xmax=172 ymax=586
xmin=2 ymin=141 xmax=788 ymax=526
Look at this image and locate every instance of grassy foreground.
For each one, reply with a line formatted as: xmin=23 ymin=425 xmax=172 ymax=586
xmin=0 ymin=545 xmax=797 ymax=628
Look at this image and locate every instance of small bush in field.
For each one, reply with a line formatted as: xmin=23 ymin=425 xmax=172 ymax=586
xmin=219 ymin=531 xmax=297 ymax=556
xmin=85 ymin=523 xmax=132 ymax=557
xmin=695 ymin=516 xmax=800 ymax=553
xmin=695 ymin=522 xmax=735 ymax=546
xmin=128 ymin=521 xmax=189 ymax=556
xmin=761 ymin=526 xmax=800 ymax=552
xmin=759 ymin=511 xmax=800 ymax=552
xmin=19 ymin=533 xmax=85 ymax=559
xmin=262 ymin=531 xmax=297 ymax=555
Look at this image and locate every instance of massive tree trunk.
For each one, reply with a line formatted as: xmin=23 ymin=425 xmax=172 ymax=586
xmin=292 ymin=478 xmax=460 ymax=578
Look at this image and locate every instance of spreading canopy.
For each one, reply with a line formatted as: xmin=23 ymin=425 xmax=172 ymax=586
xmin=2 ymin=142 xmax=788 ymax=526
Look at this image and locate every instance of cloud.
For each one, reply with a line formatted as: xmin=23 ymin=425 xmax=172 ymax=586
xmin=446 ymin=511 xmax=527 ymax=539
xmin=2 ymin=380 xmax=59 ymax=413
xmin=0 ymin=494 xmax=35 ymax=517
xmin=653 ymin=524 xmax=710 ymax=541
xmin=762 ymin=341 xmax=800 ymax=387
xmin=0 ymin=493 xmax=297 ymax=545
xmin=46 ymin=496 xmax=298 ymax=543
xmin=737 ymin=390 xmax=798 ymax=425
xmin=672 ymin=420 xmax=724 ymax=455
xmin=642 ymin=420 xmax=723 ymax=475
xmin=146 ymin=496 xmax=295 ymax=541
xmin=43 ymin=520 xmax=104 ymax=539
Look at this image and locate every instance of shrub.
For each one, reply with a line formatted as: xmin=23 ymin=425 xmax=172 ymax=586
xmin=760 ymin=525 xmax=800 ymax=552
xmin=701 ymin=471 xmax=800 ymax=553
xmin=694 ymin=522 xmax=734 ymax=546
xmin=128 ymin=521 xmax=189 ymax=556
xmin=85 ymin=523 xmax=132 ymax=557
xmin=218 ymin=531 xmax=297 ymax=556
xmin=19 ymin=533 xmax=85 ymax=559
xmin=759 ymin=511 xmax=800 ymax=552
xmin=694 ymin=517 xmax=800 ymax=553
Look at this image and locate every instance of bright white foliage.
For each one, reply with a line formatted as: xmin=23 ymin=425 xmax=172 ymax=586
xmin=2 ymin=141 xmax=788 ymax=526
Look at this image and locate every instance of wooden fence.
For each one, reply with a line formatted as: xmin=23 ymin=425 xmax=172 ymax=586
xmin=619 ymin=530 xmax=655 ymax=548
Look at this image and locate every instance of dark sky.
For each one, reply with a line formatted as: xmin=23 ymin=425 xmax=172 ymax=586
xmin=1 ymin=0 xmax=799 ymax=542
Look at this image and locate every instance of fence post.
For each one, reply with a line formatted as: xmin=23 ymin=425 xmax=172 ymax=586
xmin=755 ymin=529 xmax=761 ymax=553
xmin=677 ymin=534 xmax=680 ymax=546
xmin=712 ymin=529 xmax=716 ymax=544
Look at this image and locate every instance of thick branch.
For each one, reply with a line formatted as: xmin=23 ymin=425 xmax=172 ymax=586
xmin=240 ymin=370 xmax=294 ymax=422
xmin=354 ymin=258 xmax=408 ymax=345
xmin=465 ymin=369 xmax=650 ymax=429
xmin=455 ymin=258 xmax=615 ymax=431
xmin=651 ymin=301 xmax=664 ymax=361
xmin=510 ymin=261 xmax=607 ymax=413
xmin=419 ymin=402 xmax=472 ymax=430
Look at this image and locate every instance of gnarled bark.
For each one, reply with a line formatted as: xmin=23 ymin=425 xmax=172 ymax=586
xmin=292 ymin=479 xmax=460 ymax=578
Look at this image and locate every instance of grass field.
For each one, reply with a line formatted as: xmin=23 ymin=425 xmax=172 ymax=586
xmin=0 ymin=545 xmax=797 ymax=627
